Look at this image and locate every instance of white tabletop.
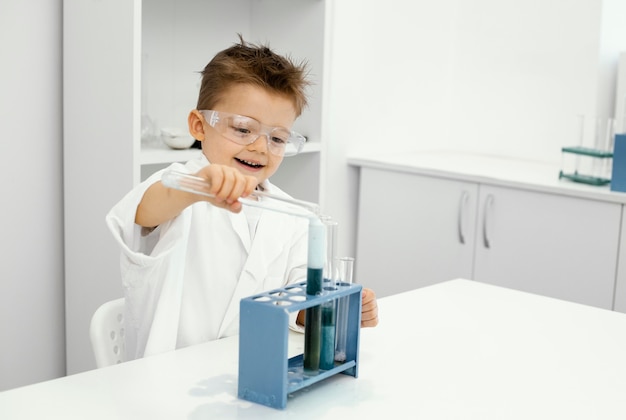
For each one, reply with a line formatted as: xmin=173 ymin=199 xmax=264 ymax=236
xmin=2 ymin=279 xmax=626 ymax=419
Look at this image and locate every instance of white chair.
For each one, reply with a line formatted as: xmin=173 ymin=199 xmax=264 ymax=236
xmin=89 ymin=298 xmax=126 ymax=368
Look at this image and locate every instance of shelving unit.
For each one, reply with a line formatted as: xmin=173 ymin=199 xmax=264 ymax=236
xmin=64 ymin=0 xmax=328 ymax=374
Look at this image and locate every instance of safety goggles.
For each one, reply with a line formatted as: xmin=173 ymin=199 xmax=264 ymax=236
xmin=199 ymin=110 xmax=305 ymax=157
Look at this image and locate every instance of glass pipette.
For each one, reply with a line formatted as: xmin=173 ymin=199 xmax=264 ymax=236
xmin=161 ymin=169 xmax=320 ymax=218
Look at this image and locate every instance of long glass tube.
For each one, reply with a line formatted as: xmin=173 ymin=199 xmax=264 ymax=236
xmin=161 ymin=169 xmax=320 ymax=217
xmin=303 ymin=217 xmax=325 ymax=375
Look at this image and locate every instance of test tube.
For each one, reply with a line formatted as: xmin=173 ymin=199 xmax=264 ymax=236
xmin=334 ymin=257 xmax=354 ymax=363
xmin=303 ymin=217 xmax=326 ymax=375
xmin=319 ymin=217 xmax=338 ymax=370
xmin=319 ymin=288 xmax=337 ymax=370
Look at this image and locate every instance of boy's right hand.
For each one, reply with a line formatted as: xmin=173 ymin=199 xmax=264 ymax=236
xmin=192 ymin=164 xmax=258 ymax=213
xmin=136 ymin=164 xmax=258 ymax=228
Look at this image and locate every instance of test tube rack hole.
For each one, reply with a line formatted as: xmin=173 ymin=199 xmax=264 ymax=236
xmin=238 ymin=281 xmax=362 ymax=409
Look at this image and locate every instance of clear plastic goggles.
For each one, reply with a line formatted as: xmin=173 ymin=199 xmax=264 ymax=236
xmin=199 ymin=110 xmax=305 ymax=157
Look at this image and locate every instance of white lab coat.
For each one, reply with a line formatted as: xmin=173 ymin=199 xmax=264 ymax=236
xmin=106 ymin=155 xmax=308 ymax=360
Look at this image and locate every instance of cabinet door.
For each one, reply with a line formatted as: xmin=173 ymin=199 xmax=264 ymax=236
xmin=473 ymin=185 xmax=621 ymax=309
xmin=355 ymin=168 xmax=478 ymax=297
xmin=613 ymin=205 xmax=626 ymax=313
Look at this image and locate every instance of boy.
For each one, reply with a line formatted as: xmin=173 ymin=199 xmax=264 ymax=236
xmin=106 ymin=37 xmax=378 ymax=360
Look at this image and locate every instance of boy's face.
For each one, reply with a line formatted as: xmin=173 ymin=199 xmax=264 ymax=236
xmin=189 ymin=84 xmax=297 ymax=184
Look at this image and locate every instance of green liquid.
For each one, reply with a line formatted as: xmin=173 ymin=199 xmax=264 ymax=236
xmin=303 ymin=305 xmax=321 ymax=373
xmin=304 ymin=267 xmax=324 ymax=374
xmin=306 ymin=267 xmax=323 ymax=295
xmin=319 ymin=301 xmax=336 ymax=370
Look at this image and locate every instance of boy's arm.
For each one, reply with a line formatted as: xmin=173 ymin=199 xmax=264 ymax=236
xmin=135 ymin=164 xmax=258 ymax=228
xmin=135 ymin=181 xmax=199 ymax=228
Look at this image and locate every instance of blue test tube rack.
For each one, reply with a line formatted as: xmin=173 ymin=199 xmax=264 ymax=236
xmin=238 ymin=280 xmax=362 ymax=409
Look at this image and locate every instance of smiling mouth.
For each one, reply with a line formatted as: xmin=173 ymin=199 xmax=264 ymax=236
xmin=235 ymin=157 xmax=265 ymax=169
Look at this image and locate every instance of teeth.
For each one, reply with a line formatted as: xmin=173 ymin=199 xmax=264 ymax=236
xmin=238 ymin=158 xmax=263 ymax=168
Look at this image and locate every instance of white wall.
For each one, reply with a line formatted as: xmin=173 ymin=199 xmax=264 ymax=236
xmin=323 ymin=0 xmax=626 ymax=260
xmin=1 ymin=0 xmax=623 ymax=390
xmin=0 ymin=0 xmax=65 ymax=390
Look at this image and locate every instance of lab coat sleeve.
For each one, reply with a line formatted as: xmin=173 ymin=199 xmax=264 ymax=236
xmin=105 ymin=161 xmax=192 ymax=358
xmin=105 ymin=161 xmax=191 ymax=269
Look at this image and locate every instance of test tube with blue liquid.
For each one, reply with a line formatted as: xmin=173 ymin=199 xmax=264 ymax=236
xmin=319 ymin=217 xmax=338 ymax=370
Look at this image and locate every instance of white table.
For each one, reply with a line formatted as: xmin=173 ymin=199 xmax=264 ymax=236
xmin=2 ymin=279 xmax=626 ymax=419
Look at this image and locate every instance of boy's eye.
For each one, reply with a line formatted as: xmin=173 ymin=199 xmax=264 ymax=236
xmin=235 ymin=126 xmax=251 ymax=135
xmin=227 ymin=116 xmax=257 ymax=138
xmin=270 ymin=129 xmax=290 ymax=145
xmin=228 ymin=123 xmax=253 ymax=138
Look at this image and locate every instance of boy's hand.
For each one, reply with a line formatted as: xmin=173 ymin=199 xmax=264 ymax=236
xmin=295 ymin=287 xmax=379 ymax=329
xmin=193 ymin=164 xmax=258 ymax=213
xmin=361 ymin=288 xmax=379 ymax=327
xmin=136 ymin=164 xmax=258 ymax=228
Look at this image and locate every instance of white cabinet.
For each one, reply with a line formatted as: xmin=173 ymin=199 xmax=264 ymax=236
xmin=354 ymin=154 xmax=624 ymax=311
xmin=64 ymin=0 xmax=328 ymax=374
xmin=472 ymin=185 xmax=620 ymax=309
xmin=356 ymin=168 xmax=478 ymax=296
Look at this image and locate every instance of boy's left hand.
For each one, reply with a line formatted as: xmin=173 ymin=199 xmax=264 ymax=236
xmin=361 ymin=288 xmax=379 ymax=327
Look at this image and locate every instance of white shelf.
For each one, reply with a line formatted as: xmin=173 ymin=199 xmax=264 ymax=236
xmin=140 ymin=141 xmax=202 ymax=165
xmin=140 ymin=140 xmax=321 ymax=166
xmin=300 ymin=141 xmax=322 ymax=153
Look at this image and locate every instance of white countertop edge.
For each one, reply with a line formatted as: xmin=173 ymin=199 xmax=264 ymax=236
xmin=348 ymin=151 xmax=626 ymax=205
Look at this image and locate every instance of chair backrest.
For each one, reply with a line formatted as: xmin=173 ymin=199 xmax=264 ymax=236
xmin=89 ymin=297 xmax=126 ymax=368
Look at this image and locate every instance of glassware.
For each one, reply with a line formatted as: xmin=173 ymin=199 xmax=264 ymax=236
xmin=303 ymin=217 xmax=325 ymax=375
xmin=319 ymin=217 xmax=338 ymax=370
xmin=161 ymin=169 xmax=320 ymax=217
xmin=334 ymin=257 xmax=354 ymax=362
xmin=559 ymin=115 xmax=626 ymax=186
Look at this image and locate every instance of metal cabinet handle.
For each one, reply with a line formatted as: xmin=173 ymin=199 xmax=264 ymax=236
xmin=458 ymin=190 xmax=470 ymax=244
xmin=482 ymin=194 xmax=494 ymax=248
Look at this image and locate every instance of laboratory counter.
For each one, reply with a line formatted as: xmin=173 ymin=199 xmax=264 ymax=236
xmin=348 ymin=150 xmax=626 ymax=204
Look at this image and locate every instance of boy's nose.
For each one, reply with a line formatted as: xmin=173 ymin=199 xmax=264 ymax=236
xmin=248 ymin=134 xmax=269 ymax=153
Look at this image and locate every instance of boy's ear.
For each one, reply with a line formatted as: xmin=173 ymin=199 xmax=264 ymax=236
xmin=188 ymin=110 xmax=205 ymax=141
